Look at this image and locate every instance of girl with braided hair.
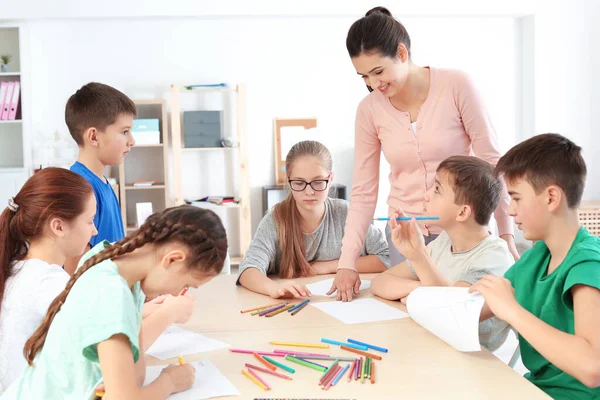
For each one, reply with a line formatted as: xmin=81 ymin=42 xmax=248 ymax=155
xmin=2 ymin=205 xmax=228 ymax=399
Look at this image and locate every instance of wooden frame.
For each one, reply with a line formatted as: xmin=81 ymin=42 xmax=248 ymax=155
xmin=273 ymin=118 xmax=317 ymax=185
xmin=170 ymin=84 xmax=251 ymax=262
xmin=118 ymin=99 xmax=170 ymax=234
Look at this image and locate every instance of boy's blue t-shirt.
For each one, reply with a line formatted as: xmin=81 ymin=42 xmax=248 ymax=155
xmin=70 ymin=162 xmax=124 ymax=246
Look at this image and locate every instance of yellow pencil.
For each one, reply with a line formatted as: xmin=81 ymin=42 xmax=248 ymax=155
xmin=178 ymin=354 xmax=185 ymax=366
xmin=95 ymin=391 xmax=105 ymax=398
xmin=242 ymin=369 xmax=269 ymax=390
xmin=269 ymin=341 xmax=329 ymax=349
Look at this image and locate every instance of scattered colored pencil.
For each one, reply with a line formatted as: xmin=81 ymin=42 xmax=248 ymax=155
xmin=229 ymin=349 xmax=285 ymax=357
xmin=240 ymin=301 xmax=281 ymax=313
xmin=269 ymin=341 xmax=329 ymax=349
xmin=247 ymin=368 xmax=272 ymax=390
xmin=258 ymin=303 xmax=288 ymax=316
xmin=373 ymin=216 xmax=439 ymax=221
xmin=290 ymin=301 xmax=310 ymax=316
xmin=250 ymin=303 xmax=285 ymax=316
xmin=273 ymin=349 xmax=329 ymax=357
xmin=332 ymin=363 xmax=350 ymax=386
xmin=366 ymin=357 xmax=371 ymax=379
xmin=370 ymin=362 xmax=376 ymax=384
xmin=242 ymin=369 xmax=269 ymax=391
xmin=298 ymin=355 xmax=355 ymax=362
xmin=253 ymin=352 xmax=276 ymax=371
xmin=347 ymin=359 xmax=356 ymax=382
xmin=355 ymin=357 xmax=362 ymax=380
xmin=319 ymin=359 xmax=339 ymax=384
xmin=288 ymin=298 xmax=310 ymax=312
xmin=262 ymin=356 xmax=296 ymax=373
xmin=265 ymin=304 xmax=295 ymax=317
xmin=340 ymin=345 xmax=383 ymax=360
xmin=245 ymin=363 xmax=293 ymax=380
xmin=321 ymin=338 xmax=368 ymax=351
xmin=284 ymin=355 xmax=327 ymax=372
xmin=323 ymin=364 xmax=341 ymax=390
xmin=361 ymin=356 xmax=366 ymax=383
xmin=347 ymin=338 xmax=389 ymax=353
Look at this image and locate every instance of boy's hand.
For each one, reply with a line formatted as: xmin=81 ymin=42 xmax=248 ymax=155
xmin=469 ymin=275 xmax=520 ymax=323
xmin=268 ymin=281 xmax=311 ymax=299
xmin=161 ymin=294 xmax=195 ymax=324
xmin=389 ymin=211 xmax=427 ymax=261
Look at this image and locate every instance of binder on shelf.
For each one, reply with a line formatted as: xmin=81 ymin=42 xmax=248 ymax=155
xmin=0 ymin=82 xmax=8 ymax=116
xmin=7 ymin=82 xmax=20 ymax=120
xmin=1 ymin=81 xmax=14 ymax=120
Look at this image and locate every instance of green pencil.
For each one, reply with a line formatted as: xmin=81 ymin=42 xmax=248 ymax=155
xmin=361 ymin=356 xmax=367 ymax=383
xmin=262 ymin=356 xmax=296 ymax=373
xmin=284 ymin=355 xmax=327 ymax=372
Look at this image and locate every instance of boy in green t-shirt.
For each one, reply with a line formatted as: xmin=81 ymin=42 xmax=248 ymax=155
xmin=471 ymin=133 xmax=600 ymax=399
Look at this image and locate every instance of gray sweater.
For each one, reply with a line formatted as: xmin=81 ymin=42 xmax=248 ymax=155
xmin=237 ymin=198 xmax=390 ymax=282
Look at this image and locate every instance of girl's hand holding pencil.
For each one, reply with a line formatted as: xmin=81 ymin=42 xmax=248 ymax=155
xmin=267 ymin=280 xmax=312 ymax=299
xmin=160 ymin=364 xmax=196 ymax=394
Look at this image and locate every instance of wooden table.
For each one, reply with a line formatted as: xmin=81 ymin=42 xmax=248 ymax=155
xmin=147 ymin=274 xmax=550 ymax=399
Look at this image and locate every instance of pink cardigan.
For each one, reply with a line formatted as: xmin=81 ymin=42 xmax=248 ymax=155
xmin=339 ymin=67 xmax=513 ymax=269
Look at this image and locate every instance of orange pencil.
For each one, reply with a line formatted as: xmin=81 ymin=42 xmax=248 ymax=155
xmin=340 ymin=345 xmax=382 ymax=360
xmin=370 ymin=362 xmax=376 ymax=384
xmin=240 ymin=302 xmax=281 ymax=313
xmin=253 ymin=352 xmax=276 ymax=371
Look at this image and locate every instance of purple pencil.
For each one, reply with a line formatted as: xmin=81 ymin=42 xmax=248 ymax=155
xmin=258 ymin=303 xmax=287 ymax=316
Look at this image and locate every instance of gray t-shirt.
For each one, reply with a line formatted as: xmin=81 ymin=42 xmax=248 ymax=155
xmin=237 ymin=198 xmax=390 ymax=282
xmin=408 ymin=231 xmax=514 ymax=351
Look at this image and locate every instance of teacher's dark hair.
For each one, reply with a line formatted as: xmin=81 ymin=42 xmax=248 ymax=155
xmin=346 ymin=7 xmax=412 ymax=92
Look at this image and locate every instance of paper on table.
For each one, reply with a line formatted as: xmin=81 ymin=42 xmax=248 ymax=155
xmin=311 ymin=298 xmax=409 ymax=324
xmin=144 ymin=359 xmax=240 ymax=400
xmin=146 ymin=326 xmax=230 ymax=360
xmin=406 ymin=287 xmax=484 ymax=352
xmin=306 ymin=278 xmax=371 ymax=297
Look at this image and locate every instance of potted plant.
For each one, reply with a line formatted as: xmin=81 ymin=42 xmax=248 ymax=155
xmin=0 ymin=54 xmax=12 ymax=73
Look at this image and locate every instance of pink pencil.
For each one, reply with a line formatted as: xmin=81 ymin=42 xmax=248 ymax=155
xmin=245 ymin=363 xmax=293 ymax=380
xmin=229 ymin=349 xmax=285 ymax=357
xmin=247 ymin=368 xmax=271 ymax=390
xmin=323 ymin=365 xmax=342 ymax=391
xmin=273 ymin=349 xmax=329 ymax=357
xmin=347 ymin=359 xmax=356 ymax=381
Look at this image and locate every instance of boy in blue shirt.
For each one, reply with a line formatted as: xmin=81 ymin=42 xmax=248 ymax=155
xmin=472 ymin=133 xmax=600 ymax=399
xmin=64 ymin=82 xmax=136 ymax=273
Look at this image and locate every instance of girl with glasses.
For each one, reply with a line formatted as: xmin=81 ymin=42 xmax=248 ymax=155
xmin=237 ymin=140 xmax=390 ymax=298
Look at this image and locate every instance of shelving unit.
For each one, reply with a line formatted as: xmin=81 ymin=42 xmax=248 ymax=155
xmin=117 ymin=99 xmax=171 ymax=233
xmin=170 ymin=84 xmax=251 ymax=259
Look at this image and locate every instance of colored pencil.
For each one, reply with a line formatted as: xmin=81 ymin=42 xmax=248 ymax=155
xmin=319 ymin=359 xmax=339 ymax=384
xmin=240 ymin=301 xmax=281 ymax=313
xmin=323 ymin=364 xmax=341 ymax=390
xmin=250 ymin=303 xmax=285 ymax=316
xmin=262 ymin=356 xmax=296 ymax=373
xmin=284 ymin=355 xmax=326 ymax=372
xmin=373 ymin=216 xmax=439 ymax=221
xmin=297 ymin=355 xmax=355 ymax=362
xmin=347 ymin=338 xmax=389 ymax=353
xmin=180 ymin=288 xmax=188 ymax=296
xmin=230 ymin=349 xmax=285 ymax=357
xmin=178 ymin=354 xmax=185 ymax=366
xmin=245 ymin=363 xmax=293 ymax=380
xmin=365 ymin=357 xmax=371 ymax=379
xmin=340 ymin=345 xmax=383 ymax=360
xmin=290 ymin=301 xmax=310 ymax=316
xmin=332 ymin=363 xmax=350 ymax=386
xmin=298 ymin=359 xmax=327 ymax=369
xmin=242 ymin=369 xmax=269 ymax=391
xmin=370 ymin=362 xmax=376 ymax=384
xmin=355 ymin=357 xmax=362 ymax=380
xmin=258 ymin=303 xmax=287 ymax=316
xmin=273 ymin=349 xmax=328 ymax=357
xmin=269 ymin=341 xmax=328 ymax=349
xmin=253 ymin=352 xmax=276 ymax=371
xmin=288 ymin=298 xmax=310 ymax=312
xmin=321 ymin=338 xmax=368 ymax=351
xmin=247 ymin=368 xmax=272 ymax=390
xmin=95 ymin=392 xmax=104 ymax=398
xmin=265 ymin=304 xmax=295 ymax=317
xmin=361 ymin=356 xmax=366 ymax=383
xmin=347 ymin=359 xmax=356 ymax=382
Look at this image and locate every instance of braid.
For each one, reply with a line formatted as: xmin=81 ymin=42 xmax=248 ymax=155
xmin=23 ymin=205 xmax=227 ymax=365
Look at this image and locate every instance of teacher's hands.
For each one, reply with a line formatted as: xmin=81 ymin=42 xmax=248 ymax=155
xmin=327 ymin=269 xmax=361 ymax=302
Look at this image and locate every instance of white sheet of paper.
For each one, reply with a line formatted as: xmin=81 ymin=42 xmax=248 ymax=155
xmin=306 ymin=278 xmax=371 ymax=297
xmin=144 ymin=360 xmax=240 ymax=400
xmin=406 ymin=287 xmax=484 ymax=352
xmin=146 ymin=326 xmax=230 ymax=360
xmin=311 ymin=297 xmax=409 ymax=324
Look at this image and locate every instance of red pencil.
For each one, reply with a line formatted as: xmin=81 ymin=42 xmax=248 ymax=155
xmin=322 ymin=364 xmax=341 ymax=390
xmin=340 ymin=345 xmax=382 ymax=360
xmin=347 ymin=359 xmax=356 ymax=382
xmin=253 ymin=352 xmax=276 ymax=371
xmin=319 ymin=362 xmax=339 ymax=386
xmin=180 ymin=288 xmax=188 ymax=296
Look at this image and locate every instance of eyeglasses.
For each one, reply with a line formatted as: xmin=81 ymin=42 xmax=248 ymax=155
xmin=288 ymin=176 xmax=331 ymax=192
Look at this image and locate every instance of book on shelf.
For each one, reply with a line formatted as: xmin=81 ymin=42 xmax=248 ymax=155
xmin=132 ymin=180 xmax=156 ymax=187
xmin=185 ymin=196 xmax=236 ymax=206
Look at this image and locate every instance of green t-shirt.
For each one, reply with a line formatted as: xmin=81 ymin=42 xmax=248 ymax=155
xmin=505 ymin=227 xmax=600 ymax=399
xmin=1 ymin=241 xmax=145 ymax=399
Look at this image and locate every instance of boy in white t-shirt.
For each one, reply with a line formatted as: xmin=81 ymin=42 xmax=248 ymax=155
xmin=371 ymin=156 xmax=515 ymax=351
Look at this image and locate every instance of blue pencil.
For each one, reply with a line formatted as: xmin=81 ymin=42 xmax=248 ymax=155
xmin=373 ymin=216 xmax=439 ymax=221
xmin=347 ymin=338 xmax=389 ymax=353
xmin=321 ymin=338 xmax=368 ymax=351
xmin=332 ymin=363 xmax=350 ymax=386
xmin=288 ymin=298 xmax=310 ymax=312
